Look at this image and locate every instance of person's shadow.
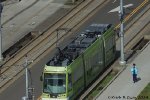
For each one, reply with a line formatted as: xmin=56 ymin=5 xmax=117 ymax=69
xmin=136 ymin=77 xmax=141 ymax=82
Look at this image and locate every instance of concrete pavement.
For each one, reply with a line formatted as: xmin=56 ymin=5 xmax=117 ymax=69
xmin=96 ymin=41 xmax=150 ymax=100
xmin=95 ymin=4 xmax=150 ymax=100
xmin=0 ymin=0 xmax=75 ymax=99
xmin=1 ymin=0 xmax=69 ymax=52
xmin=0 ymin=0 xmax=149 ymax=99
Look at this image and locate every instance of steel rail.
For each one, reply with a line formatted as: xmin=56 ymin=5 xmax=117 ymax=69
xmin=124 ymin=9 xmax=150 ymax=52
xmin=0 ymin=0 xmax=93 ymax=75
xmin=114 ymin=0 xmax=149 ymax=29
xmin=93 ymin=18 xmax=150 ymax=100
xmin=36 ymin=1 xmax=150 ymax=100
xmin=79 ymin=4 xmax=150 ymax=100
xmin=0 ymin=0 xmax=108 ymax=93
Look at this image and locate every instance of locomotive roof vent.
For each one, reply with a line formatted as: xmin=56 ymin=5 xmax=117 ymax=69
xmin=46 ymin=23 xmax=112 ymax=67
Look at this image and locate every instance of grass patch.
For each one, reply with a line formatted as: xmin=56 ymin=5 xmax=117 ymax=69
xmin=137 ymin=83 xmax=150 ymax=100
xmin=85 ymin=72 xmax=116 ymax=100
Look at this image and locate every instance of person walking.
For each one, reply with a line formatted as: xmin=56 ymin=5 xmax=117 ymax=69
xmin=131 ymin=63 xmax=138 ymax=83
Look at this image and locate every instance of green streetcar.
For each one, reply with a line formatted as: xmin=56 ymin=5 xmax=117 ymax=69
xmin=40 ymin=24 xmax=116 ymax=100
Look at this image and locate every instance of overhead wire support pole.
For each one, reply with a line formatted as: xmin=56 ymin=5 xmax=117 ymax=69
xmin=25 ymin=56 xmax=29 ymax=100
xmin=119 ymin=0 xmax=126 ymax=65
xmin=23 ymin=55 xmax=33 ymax=100
xmin=0 ymin=3 xmax=3 ymax=61
xmin=56 ymin=28 xmax=71 ymax=48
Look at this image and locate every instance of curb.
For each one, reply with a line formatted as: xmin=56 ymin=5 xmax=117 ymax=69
xmin=93 ymin=65 xmax=127 ymax=100
xmin=2 ymin=0 xmax=19 ymax=6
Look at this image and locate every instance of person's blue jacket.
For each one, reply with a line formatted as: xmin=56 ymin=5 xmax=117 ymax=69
xmin=131 ymin=67 xmax=138 ymax=75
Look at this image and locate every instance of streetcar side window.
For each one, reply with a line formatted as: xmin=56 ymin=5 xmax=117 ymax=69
xmin=68 ymin=74 xmax=72 ymax=90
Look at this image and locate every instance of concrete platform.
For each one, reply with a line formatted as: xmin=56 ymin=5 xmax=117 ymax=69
xmin=96 ymin=41 xmax=150 ymax=100
xmin=95 ymin=5 xmax=150 ymax=99
xmin=1 ymin=0 xmax=70 ymax=52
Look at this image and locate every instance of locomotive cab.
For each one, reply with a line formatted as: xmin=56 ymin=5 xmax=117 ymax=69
xmin=40 ymin=23 xmax=116 ymax=100
xmin=41 ymin=65 xmax=72 ymax=100
xmin=43 ymin=73 xmax=66 ymax=98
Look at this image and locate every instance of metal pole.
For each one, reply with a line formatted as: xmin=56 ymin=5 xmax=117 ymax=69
xmin=25 ymin=56 xmax=29 ymax=100
xmin=119 ymin=0 xmax=126 ymax=65
xmin=56 ymin=28 xmax=69 ymax=48
xmin=23 ymin=56 xmax=33 ymax=100
xmin=56 ymin=29 xmax=58 ymax=48
xmin=0 ymin=3 xmax=3 ymax=61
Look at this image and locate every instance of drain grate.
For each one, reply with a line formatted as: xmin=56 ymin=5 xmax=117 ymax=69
xmin=131 ymin=37 xmax=149 ymax=51
xmin=2 ymin=32 xmax=38 ymax=58
xmin=126 ymin=37 xmax=150 ymax=62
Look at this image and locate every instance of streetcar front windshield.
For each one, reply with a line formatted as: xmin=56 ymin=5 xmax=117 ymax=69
xmin=43 ymin=73 xmax=66 ymax=94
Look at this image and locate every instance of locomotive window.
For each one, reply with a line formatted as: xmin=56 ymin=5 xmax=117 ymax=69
xmin=43 ymin=73 xmax=66 ymax=94
xmin=105 ymin=36 xmax=114 ymax=51
xmin=68 ymin=74 xmax=72 ymax=90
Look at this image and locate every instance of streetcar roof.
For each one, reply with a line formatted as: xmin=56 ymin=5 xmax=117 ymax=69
xmin=46 ymin=24 xmax=112 ymax=67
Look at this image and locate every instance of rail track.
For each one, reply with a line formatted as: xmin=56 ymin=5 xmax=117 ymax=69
xmin=0 ymin=0 xmax=149 ymax=99
xmin=2 ymin=0 xmax=68 ymax=52
xmin=79 ymin=2 xmax=150 ymax=100
xmin=124 ymin=5 xmax=150 ymax=52
xmin=0 ymin=0 xmax=110 ymax=93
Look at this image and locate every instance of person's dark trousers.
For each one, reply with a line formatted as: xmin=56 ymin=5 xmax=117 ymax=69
xmin=133 ymin=74 xmax=137 ymax=83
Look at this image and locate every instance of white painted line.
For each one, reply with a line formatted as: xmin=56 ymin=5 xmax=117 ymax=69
xmin=124 ymin=4 xmax=133 ymax=8
xmin=108 ymin=4 xmax=133 ymax=13
xmin=113 ymin=0 xmax=117 ymax=3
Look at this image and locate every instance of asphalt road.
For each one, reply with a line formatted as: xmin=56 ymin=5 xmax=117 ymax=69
xmin=0 ymin=0 xmax=144 ymax=100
